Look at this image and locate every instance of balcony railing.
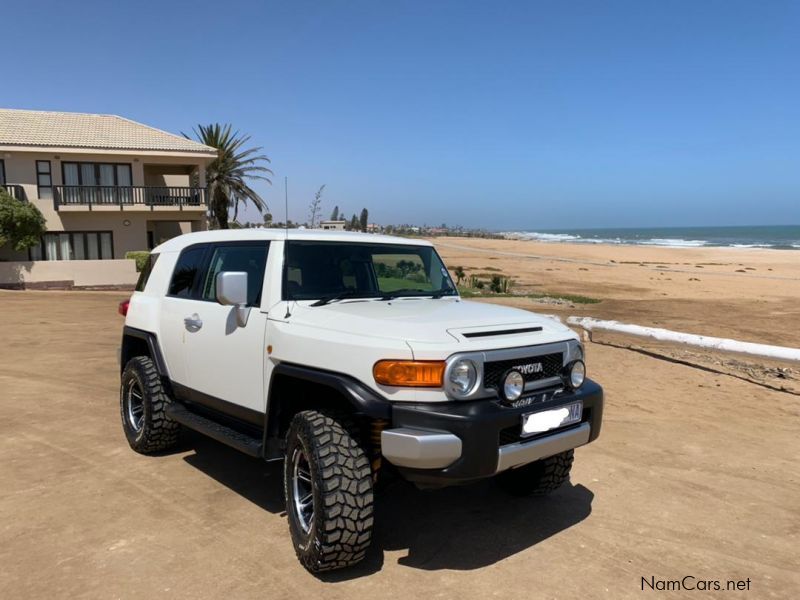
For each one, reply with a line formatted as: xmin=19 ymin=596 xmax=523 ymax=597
xmin=53 ymin=185 xmax=207 ymax=210
xmin=1 ymin=184 xmax=26 ymax=201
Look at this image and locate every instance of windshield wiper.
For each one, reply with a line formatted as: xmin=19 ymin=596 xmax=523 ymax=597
xmin=380 ymin=288 xmax=456 ymax=300
xmin=310 ymin=290 xmax=367 ymax=307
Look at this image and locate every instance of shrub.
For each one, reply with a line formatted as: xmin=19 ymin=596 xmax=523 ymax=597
xmin=125 ymin=251 xmax=150 ymax=272
xmin=0 ymin=190 xmax=47 ymax=251
xmin=489 ymin=275 xmax=513 ymax=293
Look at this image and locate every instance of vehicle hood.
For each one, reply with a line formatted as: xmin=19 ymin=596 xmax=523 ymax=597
xmin=285 ymin=297 xmax=576 ymax=350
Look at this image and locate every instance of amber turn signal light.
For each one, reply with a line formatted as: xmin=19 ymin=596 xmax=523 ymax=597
xmin=373 ymin=360 xmax=445 ymax=387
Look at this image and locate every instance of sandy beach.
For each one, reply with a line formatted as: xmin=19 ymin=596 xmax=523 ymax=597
xmin=432 ymin=236 xmax=800 ymax=348
xmin=1 ymin=280 xmax=798 ymax=597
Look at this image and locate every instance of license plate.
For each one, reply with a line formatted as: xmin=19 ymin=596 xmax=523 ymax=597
xmin=521 ymin=401 xmax=583 ymax=436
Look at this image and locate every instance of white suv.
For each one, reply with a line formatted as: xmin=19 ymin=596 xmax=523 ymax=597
xmin=118 ymin=229 xmax=603 ymax=572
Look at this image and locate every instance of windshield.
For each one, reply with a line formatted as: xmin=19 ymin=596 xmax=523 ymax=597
xmin=283 ymin=241 xmax=457 ymax=301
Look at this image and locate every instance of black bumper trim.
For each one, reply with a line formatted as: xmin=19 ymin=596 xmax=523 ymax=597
xmin=389 ymin=379 xmax=603 ymax=485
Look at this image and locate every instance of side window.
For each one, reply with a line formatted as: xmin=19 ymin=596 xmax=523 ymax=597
xmin=201 ymin=243 xmax=269 ymax=306
xmin=168 ymin=246 xmax=207 ymax=298
xmin=135 ymin=253 xmax=159 ymax=292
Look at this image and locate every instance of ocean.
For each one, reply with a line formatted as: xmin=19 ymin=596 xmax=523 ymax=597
xmin=504 ymin=225 xmax=800 ymax=250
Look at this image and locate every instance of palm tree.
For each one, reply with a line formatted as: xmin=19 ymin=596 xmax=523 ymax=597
xmin=185 ymin=124 xmax=273 ymax=229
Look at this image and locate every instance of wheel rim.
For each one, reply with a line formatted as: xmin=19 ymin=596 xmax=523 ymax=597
xmin=126 ymin=379 xmax=145 ymax=432
xmin=291 ymin=447 xmax=314 ymax=534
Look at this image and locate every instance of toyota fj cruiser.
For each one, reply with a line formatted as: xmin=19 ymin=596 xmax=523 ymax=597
xmin=119 ymin=229 xmax=603 ymax=572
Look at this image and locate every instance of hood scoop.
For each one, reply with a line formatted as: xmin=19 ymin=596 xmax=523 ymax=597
xmin=461 ymin=326 xmax=543 ymax=339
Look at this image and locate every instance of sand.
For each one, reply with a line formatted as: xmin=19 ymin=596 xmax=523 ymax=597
xmin=432 ymin=236 xmax=800 ymax=348
xmin=0 ymin=290 xmax=797 ymax=598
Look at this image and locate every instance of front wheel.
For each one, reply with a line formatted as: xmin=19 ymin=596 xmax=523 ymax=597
xmin=283 ymin=411 xmax=374 ymax=572
xmin=496 ymin=449 xmax=574 ymax=496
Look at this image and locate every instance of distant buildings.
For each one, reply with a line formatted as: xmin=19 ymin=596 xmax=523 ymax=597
xmin=319 ymin=220 xmax=346 ymax=231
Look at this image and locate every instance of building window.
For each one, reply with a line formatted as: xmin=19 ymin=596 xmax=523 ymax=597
xmin=62 ymin=162 xmax=132 ymax=186
xmin=0 ymin=159 xmax=5 ymax=185
xmin=36 ymin=160 xmax=52 ymax=200
xmin=29 ymin=231 xmax=114 ymax=261
xmin=62 ymin=162 xmax=133 ymax=205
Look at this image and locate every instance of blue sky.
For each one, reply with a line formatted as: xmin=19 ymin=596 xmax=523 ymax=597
xmin=3 ymin=0 xmax=798 ymax=229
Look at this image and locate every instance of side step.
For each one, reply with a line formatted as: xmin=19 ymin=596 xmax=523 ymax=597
xmin=166 ymin=403 xmax=263 ymax=458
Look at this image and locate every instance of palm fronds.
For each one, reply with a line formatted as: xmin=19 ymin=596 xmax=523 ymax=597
xmin=184 ymin=124 xmax=273 ymax=229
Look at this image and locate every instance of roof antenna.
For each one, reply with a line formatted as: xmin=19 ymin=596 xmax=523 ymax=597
xmin=284 ymin=176 xmax=292 ymax=319
xmin=284 ymin=176 xmax=289 ymax=239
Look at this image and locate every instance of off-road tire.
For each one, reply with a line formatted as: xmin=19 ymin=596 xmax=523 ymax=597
xmin=120 ymin=356 xmax=180 ymax=454
xmin=496 ymin=449 xmax=574 ymax=496
xmin=284 ymin=410 xmax=374 ymax=573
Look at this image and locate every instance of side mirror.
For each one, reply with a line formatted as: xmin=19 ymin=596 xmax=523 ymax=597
xmin=216 ymin=271 xmax=250 ymax=327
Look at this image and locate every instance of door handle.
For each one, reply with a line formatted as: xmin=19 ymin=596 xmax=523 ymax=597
xmin=184 ymin=313 xmax=203 ymax=330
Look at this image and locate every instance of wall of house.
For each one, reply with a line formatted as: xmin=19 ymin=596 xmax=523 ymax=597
xmin=1 ymin=149 xmax=209 ymax=260
xmin=0 ymin=259 xmax=138 ymax=289
xmin=55 ymin=212 xmax=204 ymax=256
xmin=143 ymin=164 xmax=192 ymax=187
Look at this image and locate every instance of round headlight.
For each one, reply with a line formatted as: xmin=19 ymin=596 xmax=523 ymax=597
xmin=503 ymin=370 xmax=524 ymax=401
xmin=447 ymin=359 xmax=478 ymax=398
xmin=572 ymin=343 xmax=584 ymax=362
xmin=569 ymin=360 xmax=586 ymax=388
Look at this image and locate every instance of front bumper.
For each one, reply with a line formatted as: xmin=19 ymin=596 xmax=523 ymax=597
xmin=381 ymin=379 xmax=603 ymax=486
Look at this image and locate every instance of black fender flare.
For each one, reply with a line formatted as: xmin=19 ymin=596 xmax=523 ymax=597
xmin=120 ymin=326 xmax=170 ymax=379
xmin=267 ymin=362 xmax=392 ymax=419
xmin=264 ymin=363 xmax=392 ymax=457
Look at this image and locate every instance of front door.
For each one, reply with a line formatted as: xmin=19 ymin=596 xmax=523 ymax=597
xmin=180 ymin=241 xmax=271 ymax=417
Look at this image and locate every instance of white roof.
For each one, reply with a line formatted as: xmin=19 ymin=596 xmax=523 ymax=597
xmin=153 ymin=229 xmax=432 ymax=253
xmin=0 ymin=108 xmax=217 ymax=155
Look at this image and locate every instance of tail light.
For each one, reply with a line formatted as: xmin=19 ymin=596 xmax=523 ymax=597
xmin=118 ymin=299 xmax=130 ymax=317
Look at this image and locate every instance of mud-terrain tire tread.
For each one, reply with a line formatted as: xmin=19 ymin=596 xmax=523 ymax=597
xmin=497 ymin=449 xmax=574 ymax=496
xmin=120 ymin=356 xmax=180 ymax=454
xmin=284 ymin=410 xmax=374 ymax=573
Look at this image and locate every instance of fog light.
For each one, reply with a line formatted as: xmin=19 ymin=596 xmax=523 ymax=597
xmin=568 ymin=360 xmax=586 ymax=388
xmin=503 ymin=370 xmax=524 ymax=401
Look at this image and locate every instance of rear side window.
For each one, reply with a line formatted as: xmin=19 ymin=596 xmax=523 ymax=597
xmin=201 ymin=243 xmax=269 ymax=306
xmin=135 ymin=253 xmax=159 ymax=292
xmin=168 ymin=246 xmax=207 ymax=298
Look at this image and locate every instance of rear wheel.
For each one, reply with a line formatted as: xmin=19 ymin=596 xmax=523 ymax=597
xmin=496 ymin=449 xmax=574 ymax=496
xmin=120 ymin=356 xmax=180 ymax=454
xmin=284 ymin=411 xmax=374 ymax=572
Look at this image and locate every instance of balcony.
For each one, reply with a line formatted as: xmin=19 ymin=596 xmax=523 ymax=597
xmin=53 ymin=185 xmax=207 ymax=211
xmin=1 ymin=184 xmax=26 ymax=201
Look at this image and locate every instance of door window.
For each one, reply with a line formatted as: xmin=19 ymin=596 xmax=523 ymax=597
xmin=168 ymin=246 xmax=207 ymax=298
xmin=62 ymin=162 xmax=133 ymax=205
xmin=200 ymin=243 xmax=269 ymax=306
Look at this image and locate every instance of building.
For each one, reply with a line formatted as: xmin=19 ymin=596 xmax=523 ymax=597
xmin=0 ymin=108 xmax=216 ymax=288
xmin=319 ymin=220 xmax=346 ymax=231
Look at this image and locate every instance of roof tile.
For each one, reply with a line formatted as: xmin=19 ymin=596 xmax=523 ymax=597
xmin=0 ymin=108 xmax=217 ymax=154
